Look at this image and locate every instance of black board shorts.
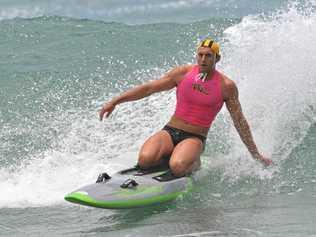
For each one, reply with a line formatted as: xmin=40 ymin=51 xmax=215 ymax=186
xmin=162 ymin=125 xmax=206 ymax=151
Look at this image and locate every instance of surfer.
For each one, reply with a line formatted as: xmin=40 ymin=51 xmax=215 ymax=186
xmin=99 ymin=38 xmax=273 ymax=177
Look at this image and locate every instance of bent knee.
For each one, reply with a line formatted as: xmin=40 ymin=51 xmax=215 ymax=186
xmin=138 ymin=150 xmax=159 ymax=169
xmin=169 ymin=158 xmax=200 ymax=177
xmin=169 ymin=159 xmax=189 ymax=177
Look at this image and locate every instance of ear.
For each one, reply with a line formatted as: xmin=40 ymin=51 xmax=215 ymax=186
xmin=216 ymin=54 xmax=221 ymax=63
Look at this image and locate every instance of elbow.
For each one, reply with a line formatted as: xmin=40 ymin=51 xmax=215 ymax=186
xmin=134 ymin=83 xmax=153 ymax=98
xmin=232 ymin=113 xmax=246 ymax=128
xmin=144 ymin=84 xmax=155 ymax=97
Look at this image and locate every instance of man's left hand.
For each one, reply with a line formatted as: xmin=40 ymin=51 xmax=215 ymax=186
xmin=257 ymin=155 xmax=273 ymax=167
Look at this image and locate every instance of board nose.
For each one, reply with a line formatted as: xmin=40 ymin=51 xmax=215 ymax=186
xmin=64 ymin=191 xmax=92 ymax=206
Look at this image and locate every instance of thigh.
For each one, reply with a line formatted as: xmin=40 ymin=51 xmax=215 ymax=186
xmin=138 ymin=130 xmax=174 ymax=166
xmin=169 ymin=137 xmax=203 ymax=168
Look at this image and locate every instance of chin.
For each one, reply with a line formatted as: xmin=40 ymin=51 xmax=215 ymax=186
xmin=199 ymin=65 xmax=210 ymax=73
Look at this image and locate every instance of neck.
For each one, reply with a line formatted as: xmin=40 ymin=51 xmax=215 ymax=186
xmin=198 ymin=67 xmax=216 ymax=80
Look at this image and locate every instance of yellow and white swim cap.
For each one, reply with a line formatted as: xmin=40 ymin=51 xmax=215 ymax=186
xmin=197 ymin=38 xmax=220 ymax=56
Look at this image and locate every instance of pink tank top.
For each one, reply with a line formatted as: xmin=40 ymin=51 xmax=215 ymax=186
xmin=174 ymin=65 xmax=224 ymax=128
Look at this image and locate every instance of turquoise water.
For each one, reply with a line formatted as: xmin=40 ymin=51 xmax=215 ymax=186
xmin=1 ymin=0 xmax=316 ymax=236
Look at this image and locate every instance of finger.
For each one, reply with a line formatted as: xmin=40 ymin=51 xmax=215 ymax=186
xmin=99 ymin=110 xmax=105 ymax=121
xmin=264 ymin=159 xmax=273 ymax=167
xmin=105 ymin=110 xmax=112 ymax=118
xmin=264 ymin=159 xmax=270 ymax=166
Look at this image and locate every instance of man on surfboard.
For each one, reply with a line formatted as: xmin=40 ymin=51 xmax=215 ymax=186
xmin=99 ymin=38 xmax=272 ymax=177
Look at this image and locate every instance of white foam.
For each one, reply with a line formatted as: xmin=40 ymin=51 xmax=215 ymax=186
xmin=0 ymin=76 xmax=175 ymax=208
xmin=213 ymin=1 xmax=316 ymax=179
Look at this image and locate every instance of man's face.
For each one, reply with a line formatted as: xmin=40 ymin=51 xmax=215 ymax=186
xmin=196 ymin=47 xmax=217 ymax=73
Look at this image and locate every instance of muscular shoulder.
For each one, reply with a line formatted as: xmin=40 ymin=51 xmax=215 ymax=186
xmin=218 ymin=72 xmax=238 ymax=101
xmin=166 ymin=64 xmax=194 ymax=83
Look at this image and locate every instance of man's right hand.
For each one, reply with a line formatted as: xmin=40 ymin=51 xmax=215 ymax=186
xmin=99 ymin=102 xmax=116 ymax=121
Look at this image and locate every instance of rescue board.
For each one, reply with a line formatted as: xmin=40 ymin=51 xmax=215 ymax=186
xmin=64 ymin=164 xmax=193 ymax=209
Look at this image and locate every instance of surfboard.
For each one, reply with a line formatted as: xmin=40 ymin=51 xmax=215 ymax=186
xmin=64 ymin=164 xmax=193 ymax=209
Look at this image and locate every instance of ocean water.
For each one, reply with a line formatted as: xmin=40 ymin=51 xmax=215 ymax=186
xmin=1 ymin=0 xmax=316 ymax=236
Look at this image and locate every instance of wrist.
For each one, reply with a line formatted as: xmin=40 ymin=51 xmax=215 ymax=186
xmin=110 ymin=98 xmax=119 ymax=106
xmin=251 ymin=152 xmax=261 ymax=160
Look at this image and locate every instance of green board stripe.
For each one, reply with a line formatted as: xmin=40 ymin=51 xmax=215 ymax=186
xmin=64 ymin=179 xmax=193 ymax=209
